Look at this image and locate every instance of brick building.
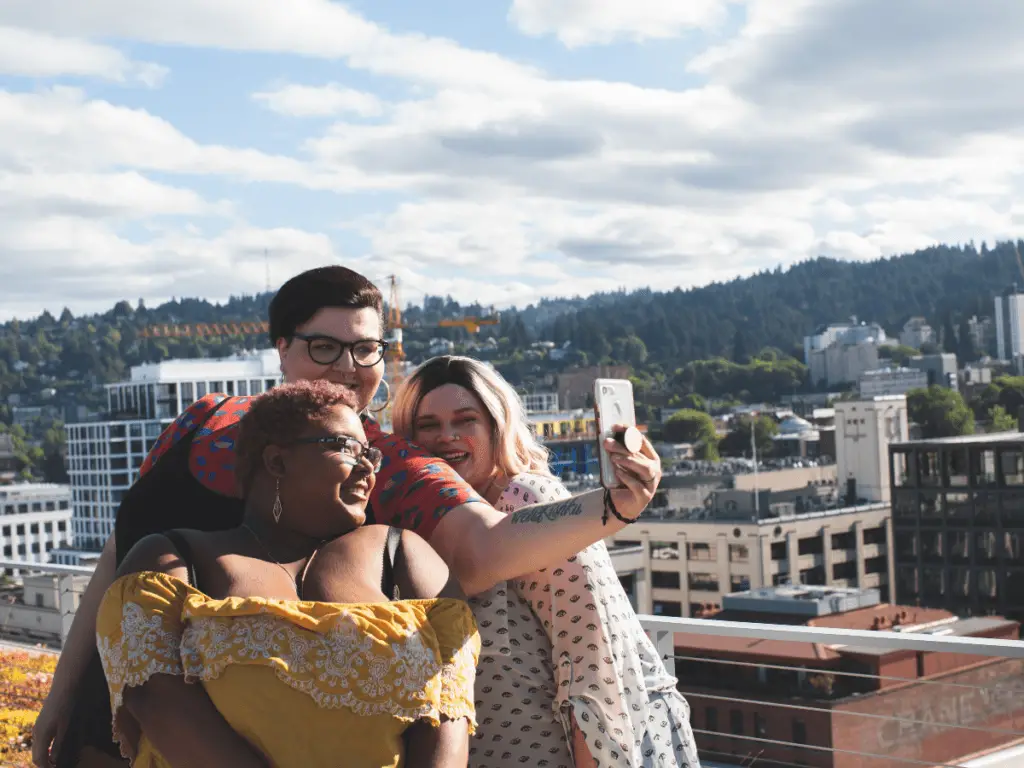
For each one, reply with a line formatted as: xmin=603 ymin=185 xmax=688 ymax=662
xmin=675 ymin=586 xmax=1021 ymax=768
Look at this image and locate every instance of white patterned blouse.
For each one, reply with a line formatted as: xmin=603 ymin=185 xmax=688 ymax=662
xmin=467 ymin=472 xmax=701 ymax=768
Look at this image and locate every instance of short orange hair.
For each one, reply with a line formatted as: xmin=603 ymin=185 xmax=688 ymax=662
xmin=235 ymin=380 xmax=361 ymax=494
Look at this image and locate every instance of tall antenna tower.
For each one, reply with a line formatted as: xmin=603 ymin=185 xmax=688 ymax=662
xmin=264 ymin=249 xmax=271 ymax=293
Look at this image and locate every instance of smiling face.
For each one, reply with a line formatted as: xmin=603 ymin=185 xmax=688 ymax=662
xmin=412 ymin=383 xmax=497 ymax=493
xmin=279 ymin=403 xmax=376 ymax=538
xmin=276 ymin=307 xmax=385 ymax=412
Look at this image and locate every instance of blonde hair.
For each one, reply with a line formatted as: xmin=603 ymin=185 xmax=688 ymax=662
xmin=392 ymin=355 xmax=553 ymax=478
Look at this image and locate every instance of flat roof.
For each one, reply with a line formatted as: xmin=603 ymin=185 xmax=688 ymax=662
xmin=891 ymin=432 xmax=1024 ymax=448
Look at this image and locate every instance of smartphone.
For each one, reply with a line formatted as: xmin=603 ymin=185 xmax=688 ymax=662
xmin=594 ymin=378 xmax=638 ymax=489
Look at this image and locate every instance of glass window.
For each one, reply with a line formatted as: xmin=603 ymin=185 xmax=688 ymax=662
xmin=920 ymin=451 xmax=941 ymax=487
xmin=1003 ymin=532 xmax=1024 ymax=565
xmin=652 ymin=571 xmax=680 ymax=589
xmin=728 ymin=544 xmax=749 ymax=562
xmin=688 ymin=573 xmax=719 ymax=592
xmin=948 ymin=531 xmax=970 ymax=563
xmin=943 ymin=492 xmax=971 ymax=524
xmin=1001 ymin=449 xmax=1024 ymax=486
xmin=973 ymin=449 xmax=998 ymax=487
xmin=921 ymin=531 xmax=943 ymax=563
xmin=977 ymin=569 xmax=998 ymax=601
xmin=687 ymin=542 xmax=715 ymax=561
xmin=652 ymin=600 xmax=682 ymax=617
xmin=919 ymin=493 xmax=942 ymax=526
xmin=650 ymin=541 xmax=679 ymax=561
xmin=895 ymin=531 xmax=918 ymax=561
xmin=945 ymin=449 xmax=969 ymax=487
xmin=976 ymin=531 xmax=999 ymax=564
xmin=892 ymin=451 xmax=913 ymax=487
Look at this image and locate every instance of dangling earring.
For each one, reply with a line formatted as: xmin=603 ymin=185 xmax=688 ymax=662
xmin=369 ymin=378 xmax=392 ymax=414
xmin=272 ymin=478 xmax=283 ymax=524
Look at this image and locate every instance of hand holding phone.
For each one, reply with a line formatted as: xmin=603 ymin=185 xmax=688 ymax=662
xmin=594 ymin=378 xmax=640 ymax=489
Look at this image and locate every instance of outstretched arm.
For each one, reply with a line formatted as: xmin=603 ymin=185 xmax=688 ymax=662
xmin=105 ymin=535 xmax=270 ymax=768
xmin=431 ymin=431 xmax=659 ymax=596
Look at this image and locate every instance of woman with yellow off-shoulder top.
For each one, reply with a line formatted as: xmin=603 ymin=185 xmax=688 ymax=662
xmin=95 ymin=380 xmax=480 ymax=768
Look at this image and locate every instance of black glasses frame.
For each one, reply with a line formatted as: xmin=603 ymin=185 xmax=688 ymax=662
xmin=293 ymin=334 xmax=389 ymax=367
xmin=292 ymin=435 xmax=383 ymax=471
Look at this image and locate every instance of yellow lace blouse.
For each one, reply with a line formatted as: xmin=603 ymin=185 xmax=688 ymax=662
xmin=96 ymin=571 xmax=480 ymax=768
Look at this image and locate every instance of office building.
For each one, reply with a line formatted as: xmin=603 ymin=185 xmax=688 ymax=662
xmin=858 ymin=367 xmax=928 ymax=398
xmin=521 ymin=391 xmax=559 ymax=414
xmin=529 ymin=409 xmax=600 ymax=476
xmin=835 ymin=396 xmax=908 ymax=505
xmin=676 ymin=586 xmax=1022 ymax=768
xmin=808 ymin=342 xmax=881 ymax=389
xmin=994 ymin=287 xmax=1024 ymax=362
xmin=908 ymin=352 xmax=958 ymax=389
xmin=0 ymin=484 xmax=73 ymax=574
xmin=607 ymin=503 xmax=893 ymax=618
xmin=889 ymin=432 xmax=1024 ymax=622
xmin=61 ymin=350 xmax=282 ymax=559
xmin=899 ymin=316 xmax=936 ymax=349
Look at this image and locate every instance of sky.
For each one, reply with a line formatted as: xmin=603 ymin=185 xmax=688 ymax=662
xmin=1 ymin=0 xmax=1023 ymax=320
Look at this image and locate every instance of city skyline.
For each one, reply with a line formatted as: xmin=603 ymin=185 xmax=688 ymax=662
xmin=2 ymin=1 xmax=1024 ymax=320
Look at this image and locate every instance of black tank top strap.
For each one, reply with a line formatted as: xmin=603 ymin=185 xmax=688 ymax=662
xmin=381 ymin=526 xmax=403 ymax=601
xmin=161 ymin=529 xmax=200 ymax=590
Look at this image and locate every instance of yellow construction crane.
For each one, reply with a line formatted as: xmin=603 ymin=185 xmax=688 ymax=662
xmin=437 ymin=314 xmax=500 ymax=334
xmin=138 ymin=322 xmax=269 ymax=338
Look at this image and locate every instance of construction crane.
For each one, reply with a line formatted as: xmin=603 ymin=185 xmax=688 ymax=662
xmin=385 ymin=275 xmax=406 ymax=399
xmin=437 ymin=314 xmax=500 ymax=334
xmin=138 ymin=322 xmax=269 ymax=338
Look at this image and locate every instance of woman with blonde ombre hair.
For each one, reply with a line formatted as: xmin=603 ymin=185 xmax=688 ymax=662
xmin=393 ymin=356 xmax=700 ymax=768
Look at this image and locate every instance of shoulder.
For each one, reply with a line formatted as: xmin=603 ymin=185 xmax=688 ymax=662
xmin=498 ymin=472 xmax=570 ymax=511
xmin=116 ymin=531 xmax=191 ymax=582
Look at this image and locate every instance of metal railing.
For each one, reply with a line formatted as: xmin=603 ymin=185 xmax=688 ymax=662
xmin=638 ymin=613 xmax=1024 ymax=768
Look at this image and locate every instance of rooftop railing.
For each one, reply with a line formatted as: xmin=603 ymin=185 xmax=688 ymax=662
xmin=638 ymin=613 xmax=1024 ymax=768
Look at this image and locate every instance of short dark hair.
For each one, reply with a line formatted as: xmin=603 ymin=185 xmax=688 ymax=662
xmin=269 ymin=266 xmax=384 ymax=343
xmin=235 ymin=380 xmax=362 ymax=494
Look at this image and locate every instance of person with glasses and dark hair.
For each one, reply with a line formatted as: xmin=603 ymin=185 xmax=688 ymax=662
xmin=36 ymin=265 xmax=662 ymax=768
xmin=95 ymin=379 xmax=480 ymax=768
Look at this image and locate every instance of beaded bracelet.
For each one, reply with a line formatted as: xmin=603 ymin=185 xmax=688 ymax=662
xmin=602 ymin=487 xmax=638 ymax=525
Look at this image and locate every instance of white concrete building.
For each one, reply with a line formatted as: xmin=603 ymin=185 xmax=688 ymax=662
xmin=808 ymin=341 xmax=881 ymax=388
xmin=835 ymin=396 xmax=908 ymax=505
xmin=607 ymin=503 xmax=894 ymax=618
xmin=994 ymin=288 xmax=1024 ymax=362
xmin=0 ymin=572 xmax=90 ymax=645
xmin=0 ymin=484 xmax=73 ymax=573
xmin=522 ymin=391 xmax=559 ymax=414
xmin=804 ymin=321 xmax=888 ymax=364
xmin=106 ymin=349 xmax=281 ymax=420
xmin=62 ymin=350 xmax=282 ymax=559
xmin=899 ymin=317 xmax=936 ymax=349
xmin=858 ymin=367 xmax=929 ymax=398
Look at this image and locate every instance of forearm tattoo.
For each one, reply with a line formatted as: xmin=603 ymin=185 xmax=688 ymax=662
xmin=510 ymin=497 xmax=585 ymax=525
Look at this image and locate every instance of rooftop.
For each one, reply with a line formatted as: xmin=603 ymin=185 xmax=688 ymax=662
xmin=722 ymin=585 xmax=881 ymax=617
xmin=891 ymin=432 xmax=1024 ymax=448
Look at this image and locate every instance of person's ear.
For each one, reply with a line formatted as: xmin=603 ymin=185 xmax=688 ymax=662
xmin=262 ymin=444 xmax=287 ymax=479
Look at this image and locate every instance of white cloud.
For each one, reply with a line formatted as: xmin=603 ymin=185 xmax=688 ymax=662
xmin=0 ymin=1 xmax=539 ymax=91
xmin=0 ymin=26 xmax=167 ymax=85
xmin=508 ymin=0 xmax=730 ymax=47
xmin=253 ymin=83 xmax=383 ymax=118
xmin=3 ymin=0 xmax=1024 ymax=319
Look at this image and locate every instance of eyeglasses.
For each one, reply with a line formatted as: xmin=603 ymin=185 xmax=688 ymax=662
xmin=292 ymin=435 xmax=383 ymax=472
xmin=293 ymin=334 xmax=389 ymax=367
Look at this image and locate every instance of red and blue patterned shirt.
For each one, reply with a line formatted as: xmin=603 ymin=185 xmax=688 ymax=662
xmin=140 ymin=394 xmax=481 ymax=541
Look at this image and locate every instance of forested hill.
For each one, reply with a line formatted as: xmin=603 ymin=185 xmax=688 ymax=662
xmin=1 ymin=240 xmax=1020 ymax=414
xmin=525 ymin=241 xmax=1021 ymax=365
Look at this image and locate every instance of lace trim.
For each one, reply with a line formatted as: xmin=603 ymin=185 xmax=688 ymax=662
xmin=180 ymin=612 xmax=477 ymax=729
xmin=96 ymin=601 xmax=185 ymax=757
